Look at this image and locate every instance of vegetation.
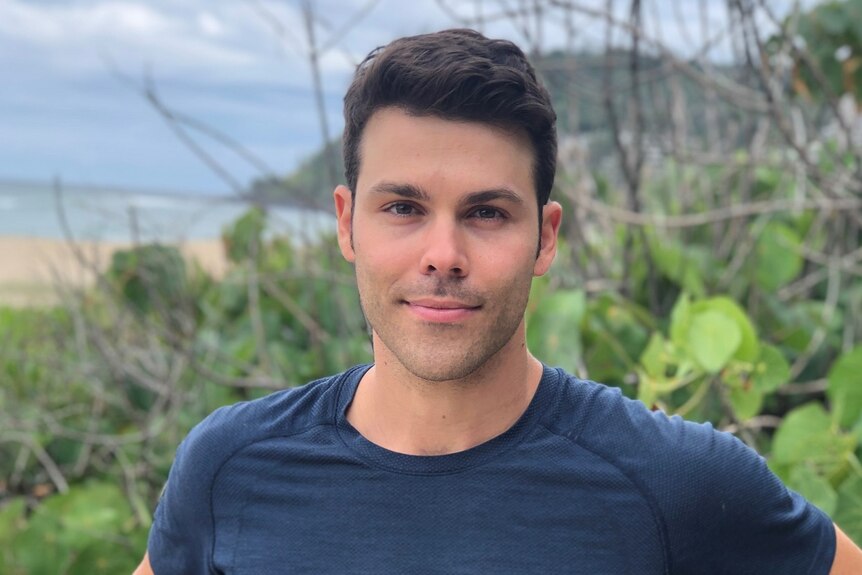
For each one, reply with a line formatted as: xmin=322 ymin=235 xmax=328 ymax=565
xmin=3 ymin=0 xmax=862 ymax=571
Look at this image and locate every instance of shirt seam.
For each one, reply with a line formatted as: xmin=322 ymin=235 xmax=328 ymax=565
xmin=538 ymin=421 xmax=673 ymax=575
xmin=207 ymin=421 xmax=336 ymax=571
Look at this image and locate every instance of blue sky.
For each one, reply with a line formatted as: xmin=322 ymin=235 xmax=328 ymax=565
xmin=0 ymin=0 xmax=800 ymax=195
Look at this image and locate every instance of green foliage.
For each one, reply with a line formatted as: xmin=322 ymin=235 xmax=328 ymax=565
xmin=753 ymin=222 xmax=804 ymax=291
xmin=107 ymin=243 xmax=187 ymax=314
xmin=223 ymin=206 xmax=266 ymax=264
xmin=828 ymin=346 xmax=862 ymax=428
xmin=0 ymin=484 xmax=147 ymax=574
xmin=0 ymin=207 xmax=372 ymax=568
xmin=526 ymin=279 xmax=586 ymax=374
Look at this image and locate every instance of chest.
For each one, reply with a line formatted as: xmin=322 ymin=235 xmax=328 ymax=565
xmin=209 ymin=442 xmax=667 ymax=574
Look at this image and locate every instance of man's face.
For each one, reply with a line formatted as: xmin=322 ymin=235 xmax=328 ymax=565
xmin=334 ymin=107 xmax=560 ymax=382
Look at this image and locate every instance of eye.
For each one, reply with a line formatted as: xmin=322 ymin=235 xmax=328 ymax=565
xmin=384 ymin=202 xmax=420 ymax=217
xmin=469 ymin=206 xmax=507 ymax=220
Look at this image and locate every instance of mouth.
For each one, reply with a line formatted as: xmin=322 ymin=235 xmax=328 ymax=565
xmin=403 ymin=298 xmax=481 ymax=323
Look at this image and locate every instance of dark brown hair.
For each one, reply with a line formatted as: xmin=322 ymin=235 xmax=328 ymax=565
xmin=342 ymin=28 xmax=557 ymax=207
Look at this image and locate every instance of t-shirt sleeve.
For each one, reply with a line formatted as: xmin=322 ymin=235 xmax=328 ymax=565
xmin=590 ymin=388 xmax=836 ymax=574
xmin=655 ymin=414 xmax=836 ymax=574
xmin=147 ymin=407 xmax=233 ymax=574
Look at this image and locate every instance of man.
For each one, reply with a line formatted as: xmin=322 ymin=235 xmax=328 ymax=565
xmin=136 ymin=28 xmax=861 ymax=573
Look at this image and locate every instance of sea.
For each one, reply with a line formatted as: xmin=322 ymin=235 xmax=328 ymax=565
xmin=0 ymin=180 xmax=334 ymax=243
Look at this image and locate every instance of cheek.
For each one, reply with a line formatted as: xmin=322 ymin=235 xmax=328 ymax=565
xmin=353 ymin=242 xmax=408 ymax=291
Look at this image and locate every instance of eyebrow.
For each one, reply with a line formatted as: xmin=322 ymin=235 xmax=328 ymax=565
xmin=461 ymin=188 xmax=524 ymax=207
xmin=369 ymin=181 xmax=525 ymax=206
xmin=369 ymin=181 xmax=430 ymax=201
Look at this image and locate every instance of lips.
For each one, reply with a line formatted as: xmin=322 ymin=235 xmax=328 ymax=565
xmin=404 ymin=298 xmax=481 ymax=323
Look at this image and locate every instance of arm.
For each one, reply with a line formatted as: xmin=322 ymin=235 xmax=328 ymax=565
xmin=831 ymin=523 xmax=862 ymax=575
xmin=132 ymin=552 xmax=154 ymax=575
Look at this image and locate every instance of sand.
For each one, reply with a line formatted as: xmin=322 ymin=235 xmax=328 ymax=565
xmin=0 ymin=236 xmax=228 ymax=307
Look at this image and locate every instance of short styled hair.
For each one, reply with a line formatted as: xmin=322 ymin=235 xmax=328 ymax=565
xmin=342 ymin=28 xmax=557 ymax=207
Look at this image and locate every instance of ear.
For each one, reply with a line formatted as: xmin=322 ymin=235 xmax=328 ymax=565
xmin=533 ymin=201 xmax=562 ymax=276
xmin=333 ymin=185 xmax=355 ymax=262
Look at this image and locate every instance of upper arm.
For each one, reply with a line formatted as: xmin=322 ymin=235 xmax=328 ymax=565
xmin=830 ymin=524 xmax=862 ymax=575
xmin=133 ymin=552 xmax=154 ymax=575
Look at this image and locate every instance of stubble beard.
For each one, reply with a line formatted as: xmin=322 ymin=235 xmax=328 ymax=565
xmin=356 ymin=268 xmax=532 ymax=383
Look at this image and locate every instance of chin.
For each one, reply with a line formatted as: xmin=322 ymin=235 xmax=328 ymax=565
xmin=395 ymin=348 xmax=500 ymax=384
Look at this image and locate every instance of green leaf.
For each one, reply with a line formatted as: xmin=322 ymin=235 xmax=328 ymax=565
xmin=751 ymin=345 xmax=791 ymax=393
xmin=787 ymin=465 xmax=837 ymax=516
xmin=650 ymin=241 xmax=706 ymax=297
xmin=827 ymin=346 xmax=862 ymax=429
xmin=636 ymin=370 xmax=660 ymax=408
xmin=669 ymin=293 xmax=691 ymax=350
xmin=640 ymin=333 xmax=666 ymax=378
xmin=0 ymin=499 xmax=26 ymax=545
xmin=754 ymin=222 xmax=803 ymax=291
xmin=772 ymin=403 xmax=856 ymax=478
xmin=690 ymin=297 xmax=760 ymax=361
xmin=852 ymin=416 xmax=862 ymax=445
xmin=834 ymin=474 xmax=862 ymax=545
xmin=687 ymin=310 xmax=741 ymax=373
xmin=729 ymin=386 xmax=764 ymax=421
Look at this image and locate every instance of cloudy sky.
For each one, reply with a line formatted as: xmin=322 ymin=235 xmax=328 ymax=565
xmin=0 ymin=0 xmax=800 ymax=195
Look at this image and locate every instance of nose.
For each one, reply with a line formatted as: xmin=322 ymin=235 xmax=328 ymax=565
xmin=419 ymin=218 xmax=468 ymax=278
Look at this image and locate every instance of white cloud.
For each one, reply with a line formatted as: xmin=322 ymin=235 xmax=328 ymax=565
xmin=0 ymin=1 xmax=173 ymax=44
xmin=88 ymin=1 xmax=174 ymax=36
xmin=0 ymin=0 xmax=263 ymax=79
xmin=198 ymin=12 xmax=224 ymax=37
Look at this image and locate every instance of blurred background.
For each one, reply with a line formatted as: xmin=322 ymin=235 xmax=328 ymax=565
xmin=2 ymin=0 xmax=861 ymax=571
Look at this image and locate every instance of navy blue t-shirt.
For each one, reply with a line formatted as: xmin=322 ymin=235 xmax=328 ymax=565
xmin=148 ymin=365 xmax=836 ymax=574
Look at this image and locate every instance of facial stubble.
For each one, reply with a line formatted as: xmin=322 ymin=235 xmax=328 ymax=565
xmin=354 ymin=261 xmax=534 ymax=384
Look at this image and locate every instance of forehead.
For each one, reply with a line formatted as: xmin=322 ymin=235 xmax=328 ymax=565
xmin=355 ymin=108 xmax=536 ymax=201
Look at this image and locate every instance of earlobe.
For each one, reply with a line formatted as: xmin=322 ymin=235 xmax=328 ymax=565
xmin=534 ymin=201 xmax=562 ymax=276
xmin=333 ymin=185 xmax=356 ymax=262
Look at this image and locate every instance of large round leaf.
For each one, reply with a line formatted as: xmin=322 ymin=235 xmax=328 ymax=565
xmin=687 ymin=310 xmax=741 ymax=373
xmin=772 ymin=403 xmax=856 ymax=479
xmin=690 ymin=297 xmax=760 ymax=361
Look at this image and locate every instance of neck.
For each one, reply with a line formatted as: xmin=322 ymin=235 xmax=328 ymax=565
xmin=346 ymin=325 xmax=543 ymax=455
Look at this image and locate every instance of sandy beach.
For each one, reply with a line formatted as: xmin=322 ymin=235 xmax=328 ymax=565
xmin=0 ymin=236 xmax=228 ymax=307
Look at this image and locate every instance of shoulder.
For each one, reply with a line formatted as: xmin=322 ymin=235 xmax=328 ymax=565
xmin=180 ymin=365 xmax=364 ymax=471
xmin=543 ymin=369 xmax=836 ymax=574
xmin=147 ymin=366 xmax=367 ymax=572
xmin=545 ymin=369 xmax=756 ymax=475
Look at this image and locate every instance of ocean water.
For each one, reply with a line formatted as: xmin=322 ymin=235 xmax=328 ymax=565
xmin=0 ymin=181 xmax=334 ymax=243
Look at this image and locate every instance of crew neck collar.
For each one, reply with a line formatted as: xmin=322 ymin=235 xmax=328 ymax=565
xmin=334 ymin=364 xmax=560 ymax=475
